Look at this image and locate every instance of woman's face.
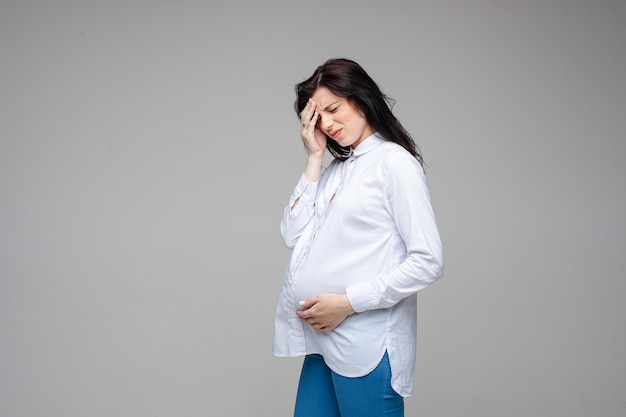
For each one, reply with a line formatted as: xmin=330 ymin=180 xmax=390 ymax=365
xmin=311 ymin=86 xmax=374 ymax=149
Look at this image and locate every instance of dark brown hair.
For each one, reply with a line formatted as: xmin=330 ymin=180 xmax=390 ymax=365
xmin=295 ymin=58 xmax=423 ymax=165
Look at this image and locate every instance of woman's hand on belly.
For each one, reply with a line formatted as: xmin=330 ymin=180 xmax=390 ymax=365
xmin=296 ymin=294 xmax=356 ymax=333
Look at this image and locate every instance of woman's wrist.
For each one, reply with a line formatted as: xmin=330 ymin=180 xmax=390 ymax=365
xmin=341 ymin=294 xmax=356 ymax=316
xmin=304 ymin=155 xmax=323 ymax=182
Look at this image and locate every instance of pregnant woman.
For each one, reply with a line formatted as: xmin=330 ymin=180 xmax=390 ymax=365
xmin=273 ymin=58 xmax=444 ymax=417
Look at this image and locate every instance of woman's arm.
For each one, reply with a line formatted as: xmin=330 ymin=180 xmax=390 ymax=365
xmin=346 ymin=149 xmax=444 ymax=312
xmin=281 ymin=99 xmax=327 ymax=248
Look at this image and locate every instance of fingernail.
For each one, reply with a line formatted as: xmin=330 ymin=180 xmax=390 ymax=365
xmin=299 ymin=300 xmax=305 ymax=305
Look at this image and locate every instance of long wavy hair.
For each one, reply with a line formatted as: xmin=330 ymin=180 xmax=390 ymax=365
xmin=295 ymin=58 xmax=423 ymax=166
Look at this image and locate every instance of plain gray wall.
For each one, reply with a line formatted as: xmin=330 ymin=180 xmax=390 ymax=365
xmin=1 ymin=0 xmax=625 ymax=416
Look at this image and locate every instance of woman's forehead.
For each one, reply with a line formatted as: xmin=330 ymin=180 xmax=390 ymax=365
xmin=312 ymin=87 xmax=343 ymax=108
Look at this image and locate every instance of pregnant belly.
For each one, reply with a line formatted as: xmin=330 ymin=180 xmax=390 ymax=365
xmin=292 ymin=267 xmax=349 ymax=303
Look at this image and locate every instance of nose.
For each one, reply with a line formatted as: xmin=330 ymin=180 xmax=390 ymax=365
xmin=320 ymin=113 xmax=334 ymax=131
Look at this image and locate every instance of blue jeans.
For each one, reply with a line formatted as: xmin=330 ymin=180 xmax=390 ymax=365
xmin=294 ymin=351 xmax=404 ymax=417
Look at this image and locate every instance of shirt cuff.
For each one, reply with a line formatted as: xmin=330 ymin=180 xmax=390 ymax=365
xmin=345 ymin=281 xmax=378 ymax=313
xmin=289 ymin=174 xmax=318 ymax=209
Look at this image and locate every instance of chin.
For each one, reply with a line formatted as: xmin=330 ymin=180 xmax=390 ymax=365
xmin=335 ymin=138 xmax=352 ymax=147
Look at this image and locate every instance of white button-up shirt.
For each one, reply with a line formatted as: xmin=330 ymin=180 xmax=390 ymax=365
xmin=273 ymin=133 xmax=443 ymax=397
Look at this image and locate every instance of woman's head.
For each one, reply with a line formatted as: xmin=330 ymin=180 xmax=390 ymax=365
xmin=295 ymin=58 xmax=422 ymax=165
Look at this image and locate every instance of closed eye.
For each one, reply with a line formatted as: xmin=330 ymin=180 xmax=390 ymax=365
xmin=321 ymin=101 xmax=341 ymax=113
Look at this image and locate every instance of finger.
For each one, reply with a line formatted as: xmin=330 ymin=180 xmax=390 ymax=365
xmin=302 ymin=112 xmax=318 ymax=134
xmin=296 ymin=308 xmax=315 ymax=319
xmin=309 ymin=110 xmax=319 ymax=130
xmin=299 ymin=298 xmax=317 ymax=309
xmin=308 ymin=101 xmax=318 ymax=125
xmin=299 ymin=99 xmax=315 ymax=125
xmin=302 ymin=100 xmax=319 ymax=126
xmin=311 ymin=320 xmax=323 ymax=329
xmin=304 ymin=317 xmax=319 ymax=327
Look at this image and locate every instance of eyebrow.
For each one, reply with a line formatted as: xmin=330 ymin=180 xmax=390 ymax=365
xmin=320 ymin=101 xmax=340 ymax=111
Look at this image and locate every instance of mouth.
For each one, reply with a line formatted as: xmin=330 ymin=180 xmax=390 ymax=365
xmin=330 ymin=129 xmax=342 ymax=139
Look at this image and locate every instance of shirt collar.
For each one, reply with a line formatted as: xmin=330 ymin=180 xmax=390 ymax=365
xmin=350 ymin=132 xmax=385 ymax=158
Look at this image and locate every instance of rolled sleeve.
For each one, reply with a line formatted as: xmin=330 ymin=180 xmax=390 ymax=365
xmin=280 ymin=174 xmax=319 ymax=248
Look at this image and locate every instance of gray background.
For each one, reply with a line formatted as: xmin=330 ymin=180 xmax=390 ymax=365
xmin=1 ymin=0 xmax=625 ymax=416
